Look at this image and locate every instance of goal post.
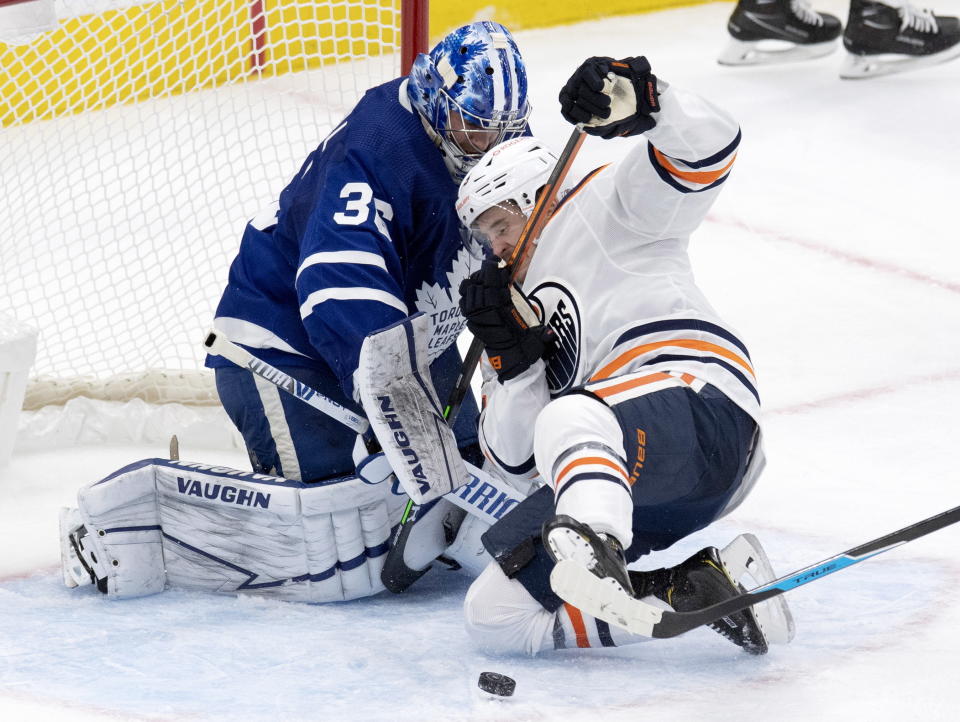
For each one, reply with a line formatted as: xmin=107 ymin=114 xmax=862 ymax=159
xmin=0 ymin=0 xmax=429 ymax=413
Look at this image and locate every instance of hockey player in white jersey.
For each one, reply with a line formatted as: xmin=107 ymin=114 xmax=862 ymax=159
xmin=456 ymin=56 xmax=793 ymax=655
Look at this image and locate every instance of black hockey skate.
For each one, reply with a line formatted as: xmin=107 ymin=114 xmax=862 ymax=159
xmin=719 ymin=0 xmax=842 ymax=65
xmin=543 ymin=514 xmax=634 ymax=597
xmin=841 ymin=0 xmax=960 ymax=78
xmin=630 ymin=546 xmax=769 ymax=655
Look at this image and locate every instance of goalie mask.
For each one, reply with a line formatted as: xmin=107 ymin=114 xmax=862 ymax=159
xmin=408 ymin=21 xmax=531 ymax=182
xmin=456 ymin=136 xmax=557 ymax=255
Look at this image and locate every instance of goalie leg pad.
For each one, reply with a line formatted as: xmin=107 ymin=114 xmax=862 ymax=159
xmin=444 ymin=511 xmax=495 ymax=578
xmin=65 ymin=458 xmax=398 ymax=602
xmin=63 ymin=459 xmax=166 ymax=597
xmin=300 ymin=479 xmax=393 ymax=601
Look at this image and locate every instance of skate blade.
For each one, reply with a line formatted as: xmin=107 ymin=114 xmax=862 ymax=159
xmin=840 ymin=43 xmax=960 ymax=79
xmin=721 ymin=533 xmax=796 ymax=644
xmin=719 ymin=38 xmax=838 ymax=66
xmin=550 ymin=559 xmax=663 ymax=637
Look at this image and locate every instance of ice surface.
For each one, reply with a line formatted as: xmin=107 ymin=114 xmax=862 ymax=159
xmin=3 ymin=1 xmax=959 ymax=719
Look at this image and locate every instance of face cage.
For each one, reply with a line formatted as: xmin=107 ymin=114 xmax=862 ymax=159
xmin=464 ymin=201 xmax=527 ymax=259
xmin=436 ymin=90 xmax=530 ymax=161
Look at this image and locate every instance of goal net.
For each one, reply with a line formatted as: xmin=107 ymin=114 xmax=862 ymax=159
xmin=1 ymin=0 xmax=425 ymax=412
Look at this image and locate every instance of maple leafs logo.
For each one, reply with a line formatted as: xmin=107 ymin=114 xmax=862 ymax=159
xmin=414 ymin=246 xmax=480 ymax=362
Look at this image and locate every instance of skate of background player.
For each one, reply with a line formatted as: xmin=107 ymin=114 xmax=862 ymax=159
xmin=2 ymin=4 xmax=959 ymax=720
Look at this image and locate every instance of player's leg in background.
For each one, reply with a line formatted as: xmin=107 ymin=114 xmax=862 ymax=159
xmin=215 ymin=364 xmax=359 ymax=482
xmin=718 ymin=0 xmax=843 ymax=65
xmin=464 ymin=556 xmax=666 ymax=654
xmin=841 ymin=0 xmax=960 ymax=78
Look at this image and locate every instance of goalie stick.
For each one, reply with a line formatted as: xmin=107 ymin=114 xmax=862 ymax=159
xmin=202 ymin=329 xmax=524 ymax=526
xmin=550 ymin=502 xmax=960 ymax=639
xmin=203 ymin=329 xmax=369 ymax=434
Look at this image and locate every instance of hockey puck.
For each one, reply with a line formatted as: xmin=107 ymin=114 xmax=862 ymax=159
xmin=477 ymin=671 xmax=516 ymax=697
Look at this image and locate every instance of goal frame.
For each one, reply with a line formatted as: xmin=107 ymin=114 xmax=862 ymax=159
xmin=2 ymin=0 xmax=429 ymax=413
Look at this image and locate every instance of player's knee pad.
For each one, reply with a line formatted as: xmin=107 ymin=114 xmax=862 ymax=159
xmin=61 ymin=457 xmax=402 ymax=602
xmin=463 ymin=562 xmax=556 ymax=655
xmin=533 ymin=393 xmax=634 ymax=548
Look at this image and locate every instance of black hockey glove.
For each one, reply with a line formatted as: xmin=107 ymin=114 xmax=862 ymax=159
xmin=458 ymin=258 xmax=555 ymax=383
xmin=559 ymin=56 xmax=660 ymax=139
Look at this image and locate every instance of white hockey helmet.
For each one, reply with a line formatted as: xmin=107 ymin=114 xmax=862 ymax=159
xmin=456 ymin=136 xmax=558 ymax=230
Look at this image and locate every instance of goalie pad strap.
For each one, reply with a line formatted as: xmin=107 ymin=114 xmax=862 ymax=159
xmin=70 ymin=458 xmax=405 ymax=601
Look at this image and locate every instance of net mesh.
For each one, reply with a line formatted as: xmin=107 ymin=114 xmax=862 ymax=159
xmin=0 ymin=0 xmax=403 ymax=408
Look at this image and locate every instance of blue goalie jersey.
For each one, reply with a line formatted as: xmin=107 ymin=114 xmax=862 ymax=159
xmin=208 ymin=78 xmax=480 ymax=401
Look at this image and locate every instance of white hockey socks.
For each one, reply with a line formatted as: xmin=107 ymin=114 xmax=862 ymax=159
xmin=534 ymin=394 xmax=633 ymax=548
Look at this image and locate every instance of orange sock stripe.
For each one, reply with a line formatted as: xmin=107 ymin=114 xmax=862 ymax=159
xmin=590 ymin=338 xmax=755 ymax=382
xmin=653 ymin=147 xmax=737 ymax=185
xmin=564 ymin=603 xmax=592 ymax=648
xmin=554 ymin=456 xmax=628 ymax=488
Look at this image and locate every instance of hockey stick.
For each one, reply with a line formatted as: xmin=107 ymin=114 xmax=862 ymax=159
xmin=551 ymin=502 xmax=960 ymax=639
xmin=443 ymin=124 xmax=587 ymax=426
xmin=388 ymin=126 xmax=588 ymax=528
xmin=202 ymin=328 xmax=524 ymax=525
xmin=203 ymin=330 xmax=369 ymax=434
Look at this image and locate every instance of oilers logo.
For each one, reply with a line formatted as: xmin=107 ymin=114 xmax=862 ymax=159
xmin=528 ymin=280 xmax=581 ymax=395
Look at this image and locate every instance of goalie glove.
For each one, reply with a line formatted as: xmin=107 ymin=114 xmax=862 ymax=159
xmin=459 ymin=257 xmax=555 ymax=383
xmin=559 ymin=56 xmax=660 ymax=139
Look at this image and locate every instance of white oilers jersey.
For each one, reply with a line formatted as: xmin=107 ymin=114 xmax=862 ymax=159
xmin=479 ymin=84 xmax=765 ymax=503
